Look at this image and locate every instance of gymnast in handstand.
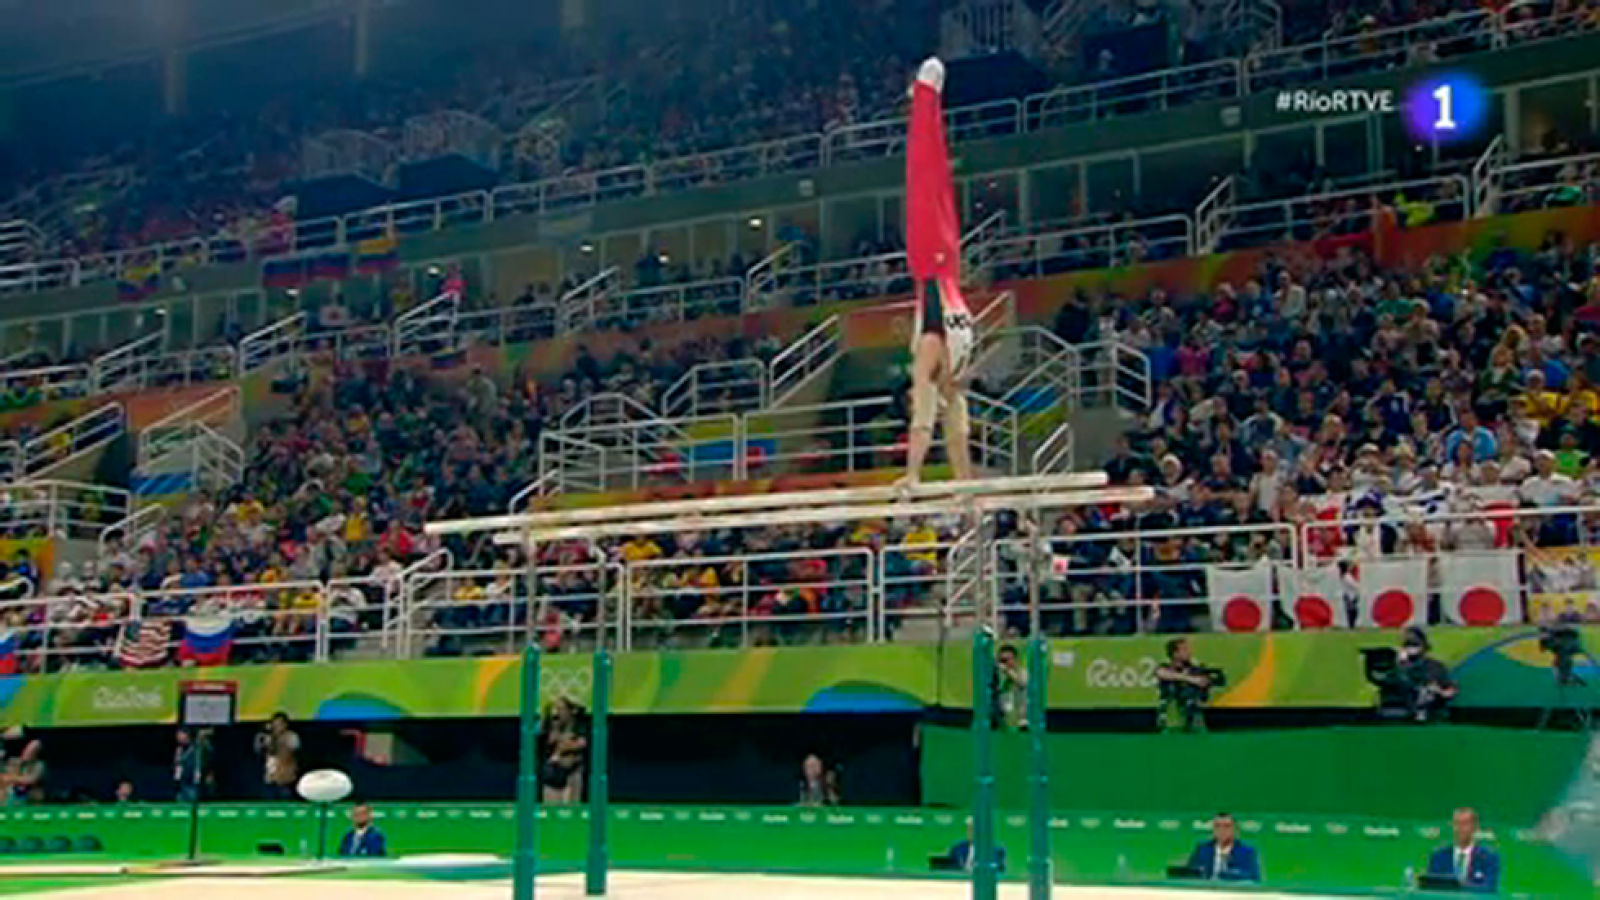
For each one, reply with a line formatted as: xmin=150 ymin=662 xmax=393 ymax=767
xmin=899 ymin=56 xmax=976 ymax=492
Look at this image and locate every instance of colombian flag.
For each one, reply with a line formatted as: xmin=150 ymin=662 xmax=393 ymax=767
xmin=355 ymin=235 xmax=399 ymax=274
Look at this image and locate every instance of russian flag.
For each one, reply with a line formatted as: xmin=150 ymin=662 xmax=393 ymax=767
xmin=0 ymin=631 xmax=16 ymax=676
xmin=179 ymin=617 xmax=235 ymax=667
xmin=262 ymin=256 xmax=309 ymax=290
xmin=309 ymin=251 xmax=351 ymax=281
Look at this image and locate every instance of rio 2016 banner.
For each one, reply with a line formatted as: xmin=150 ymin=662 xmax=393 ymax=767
xmin=0 ymin=626 xmax=1591 ymax=728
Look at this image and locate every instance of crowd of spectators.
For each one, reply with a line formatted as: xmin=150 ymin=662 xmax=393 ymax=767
xmin=1044 ymin=231 xmax=1600 ymax=633
xmin=7 ymin=226 xmax=1600 ymax=659
xmin=8 ymin=0 xmax=1587 ymax=271
xmin=1 ymin=328 xmax=791 ymax=672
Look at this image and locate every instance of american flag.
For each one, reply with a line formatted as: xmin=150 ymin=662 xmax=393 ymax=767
xmin=115 ymin=620 xmax=172 ymax=669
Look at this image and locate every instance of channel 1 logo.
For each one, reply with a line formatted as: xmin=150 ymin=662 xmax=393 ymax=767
xmin=1403 ymin=72 xmax=1491 ymax=144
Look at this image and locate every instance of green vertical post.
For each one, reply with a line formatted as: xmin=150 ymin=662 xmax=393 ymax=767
xmin=972 ymin=628 xmax=998 ymax=900
xmin=514 ymin=643 xmax=542 ymax=900
xmin=1026 ymin=634 xmax=1051 ymax=900
xmin=586 ymin=649 xmax=611 ymax=896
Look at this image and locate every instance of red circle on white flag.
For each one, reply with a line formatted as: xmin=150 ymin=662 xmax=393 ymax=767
xmin=1371 ymin=589 xmax=1416 ymax=629
xmin=1295 ymin=596 xmax=1336 ymax=629
xmin=1458 ymin=586 xmax=1506 ymax=627
xmin=1222 ymin=596 xmax=1263 ymax=632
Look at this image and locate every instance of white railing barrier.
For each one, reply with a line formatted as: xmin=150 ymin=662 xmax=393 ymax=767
xmin=660 ymin=359 xmax=769 ymax=418
xmin=1471 ymin=135 xmax=1507 ymax=218
xmin=556 ymin=266 xmax=621 ymax=334
xmin=0 ymin=5 xmax=1590 ymax=302
xmin=509 ymin=471 xmax=560 ymax=514
xmin=15 ymin=499 xmax=1600 ymax=669
xmin=90 ymin=332 xmax=165 ymax=395
xmin=967 ymin=393 xmax=1023 ymax=476
xmin=387 ymin=548 xmax=455 ymax=655
xmin=0 ymin=479 xmax=132 ymax=540
xmin=392 ymin=289 xmax=462 ymax=359
xmin=768 ymin=314 xmax=842 ymax=406
xmin=19 ymin=402 xmax=125 ymax=480
xmin=0 ymin=440 xmax=19 ymax=485
xmin=0 ymin=364 xmax=91 ymax=404
xmin=744 ymin=242 xmax=801 ymax=312
xmin=961 ymin=210 xmax=1009 ymax=285
xmin=991 ymin=215 xmax=1196 ymax=280
xmin=1496 ymin=150 xmax=1600 ymax=212
xmin=138 ymin=385 xmax=242 ymax=466
xmin=553 ymin=412 xmax=745 ymax=491
xmin=239 ymin=313 xmax=307 ymax=376
xmin=539 ymin=432 xmax=609 ymax=496
xmin=97 ymin=503 xmax=167 ymax=557
xmin=1032 ymin=420 xmax=1075 ymax=474
xmin=605 ymin=278 xmax=745 ymax=329
xmin=625 ymin=548 xmax=873 ymax=650
xmin=1219 ymin=175 xmax=1473 ymax=249
xmin=1024 ymin=60 xmax=1244 ymax=131
xmin=559 ymin=391 xmax=667 ymax=431
xmin=1244 ymin=10 xmax=1499 ymax=93
xmin=1194 ymin=176 xmax=1236 ymax=254
xmin=1008 ymin=523 xmax=1300 ymax=632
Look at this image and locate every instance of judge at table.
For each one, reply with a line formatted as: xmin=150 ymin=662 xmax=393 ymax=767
xmin=337 ymin=803 xmax=388 ymax=858
xmin=1424 ymin=808 xmax=1499 ymax=893
xmin=1185 ymin=813 xmax=1261 ymax=882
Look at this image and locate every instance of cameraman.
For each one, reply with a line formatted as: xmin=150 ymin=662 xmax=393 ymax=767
xmin=1394 ymin=628 xmax=1457 ymax=723
xmin=1156 ymin=638 xmax=1218 ymax=734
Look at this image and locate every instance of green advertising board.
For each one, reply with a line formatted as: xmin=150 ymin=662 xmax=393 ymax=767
xmin=920 ymin=725 xmax=1587 ymax=825
xmin=1 ymin=626 xmax=1591 ymax=728
xmin=0 ymin=802 xmax=1584 ymax=895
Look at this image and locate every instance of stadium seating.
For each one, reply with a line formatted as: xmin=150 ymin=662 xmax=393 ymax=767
xmin=0 ymin=0 xmax=1598 ymax=680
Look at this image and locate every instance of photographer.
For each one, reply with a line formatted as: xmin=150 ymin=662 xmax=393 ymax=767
xmin=992 ymin=645 xmax=1027 ymax=731
xmin=253 ymin=712 xmax=301 ymax=801
xmin=1156 ymin=639 xmax=1221 ymax=734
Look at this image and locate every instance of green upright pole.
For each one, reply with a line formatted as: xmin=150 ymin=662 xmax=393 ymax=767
xmin=586 ymin=649 xmax=611 ymax=896
xmin=1026 ymin=635 xmax=1051 ymax=900
xmin=972 ymin=628 xmax=998 ymax=900
xmin=514 ymin=643 xmax=542 ymax=900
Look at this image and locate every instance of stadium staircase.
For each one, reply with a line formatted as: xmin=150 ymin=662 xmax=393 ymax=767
xmin=131 ymin=386 xmax=246 ymax=500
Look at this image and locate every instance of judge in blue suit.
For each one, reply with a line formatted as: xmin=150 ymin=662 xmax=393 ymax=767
xmin=1186 ymin=813 xmax=1262 ymax=882
xmin=337 ymin=803 xmax=388 ymax=858
xmin=1424 ymin=808 xmax=1500 ymax=893
xmin=947 ymin=819 xmax=1007 ymax=873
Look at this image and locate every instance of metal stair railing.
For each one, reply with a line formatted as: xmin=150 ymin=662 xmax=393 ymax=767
xmin=89 ymin=332 xmax=165 ymax=394
xmin=18 ymin=402 xmax=125 ymax=480
xmin=137 ymin=386 xmax=242 ymax=467
xmin=661 ymin=359 xmax=769 ymax=418
xmin=768 ymin=314 xmax=843 ymax=407
xmin=239 ymin=312 xmax=308 ymax=376
xmin=392 ymin=289 xmax=462 ymax=358
xmin=556 ymin=266 xmax=621 ymax=334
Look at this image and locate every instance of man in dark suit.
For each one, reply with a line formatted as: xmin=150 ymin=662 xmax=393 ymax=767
xmin=945 ymin=819 xmax=1007 ymax=873
xmin=1424 ymin=807 xmax=1500 ymax=893
xmin=1186 ymin=813 xmax=1262 ymax=882
xmin=337 ymin=803 xmax=388 ymax=858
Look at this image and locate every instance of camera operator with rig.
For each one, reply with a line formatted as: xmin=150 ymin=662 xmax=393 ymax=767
xmin=1365 ymin=627 xmax=1457 ymax=723
xmin=1156 ymin=638 xmax=1225 ymax=733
